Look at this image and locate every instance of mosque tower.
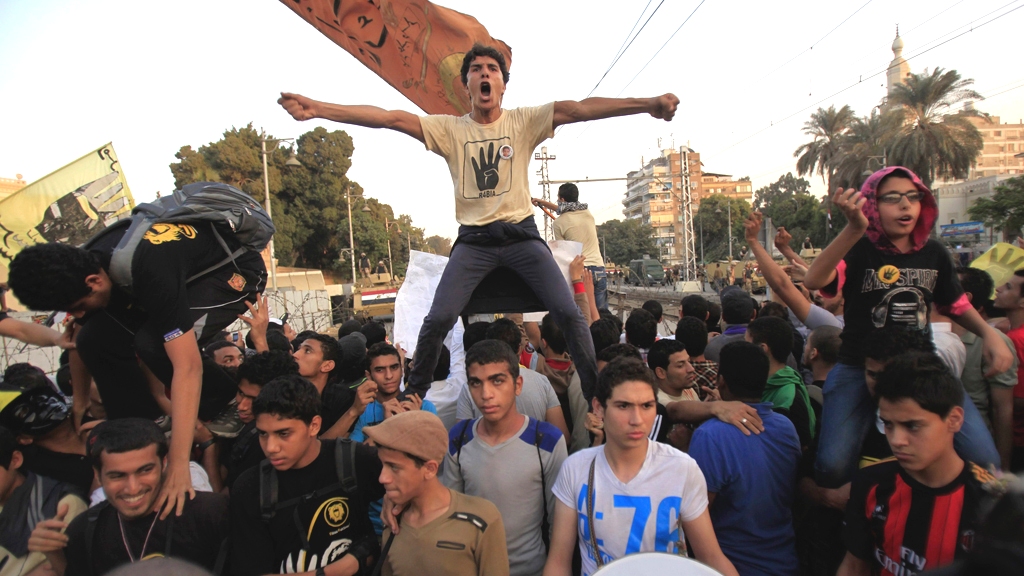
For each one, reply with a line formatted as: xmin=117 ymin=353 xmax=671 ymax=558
xmin=886 ymin=26 xmax=911 ymax=99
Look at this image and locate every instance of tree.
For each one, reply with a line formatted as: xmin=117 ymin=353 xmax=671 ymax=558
xmin=424 ymin=235 xmax=452 ymax=256
xmin=751 ymin=173 xmax=832 ymax=249
xmin=169 ymin=124 xmax=436 ymax=281
xmin=793 ymin=105 xmax=855 ymax=194
xmin=695 ymin=194 xmax=752 ymax=262
xmin=968 ymin=176 xmax=1024 ymax=242
xmin=831 ymin=108 xmax=903 ymax=191
xmin=596 ymin=219 xmax=657 ymax=266
xmin=886 ymin=68 xmax=984 ymax=187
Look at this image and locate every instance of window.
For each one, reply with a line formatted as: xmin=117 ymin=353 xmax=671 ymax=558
xmin=995 ymin=131 xmax=1002 ymax=137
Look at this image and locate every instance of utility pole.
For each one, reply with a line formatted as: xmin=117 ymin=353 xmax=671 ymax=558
xmin=534 ymin=146 xmax=556 ymax=240
xmin=678 ymin=147 xmax=697 ymax=281
xmin=384 ymin=216 xmax=394 ymax=278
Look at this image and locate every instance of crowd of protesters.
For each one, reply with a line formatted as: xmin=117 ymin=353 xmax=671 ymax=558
xmin=2 ymin=44 xmax=1024 ymax=576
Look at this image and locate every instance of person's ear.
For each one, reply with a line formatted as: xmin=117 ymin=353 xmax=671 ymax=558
xmin=9 ymin=450 xmax=23 ymax=471
xmin=654 ymin=366 xmax=667 ymax=380
xmin=946 ymin=406 xmax=965 ymax=433
xmin=309 ymin=415 xmax=323 ymax=437
xmin=424 ymin=459 xmax=440 ymax=480
xmin=758 ymin=343 xmax=770 ymax=357
xmin=84 ymin=273 xmax=105 ymax=291
xmin=514 ymin=375 xmax=524 ymax=396
xmin=591 ymin=397 xmax=604 ymax=419
xmin=809 ymin=348 xmax=819 ymax=362
xmin=704 ymin=311 xmax=709 ymax=322
xmin=321 ymin=360 xmax=336 ymax=374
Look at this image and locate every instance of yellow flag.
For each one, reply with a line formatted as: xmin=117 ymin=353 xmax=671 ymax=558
xmin=970 ymin=242 xmax=1024 ymax=296
xmin=0 ymin=143 xmax=135 ymax=273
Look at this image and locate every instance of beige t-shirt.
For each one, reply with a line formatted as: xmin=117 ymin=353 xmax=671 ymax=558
xmin=657 ymin=387 xmax=700 ymax=406
xmin=420 ymin=104 xmax=554 ymax=227
xmin=383 ymin=489 xmax=509 ymax=576
xmin=553 ymin=209 xmax=603 ymax=266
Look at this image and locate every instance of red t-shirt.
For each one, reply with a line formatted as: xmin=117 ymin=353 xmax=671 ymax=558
xmin=1008 ymin=326 xmax=1024 ymax=447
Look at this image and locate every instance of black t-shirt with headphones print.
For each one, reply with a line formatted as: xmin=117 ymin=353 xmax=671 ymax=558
xmin=822 ymin=237 xmax=964 ymax=364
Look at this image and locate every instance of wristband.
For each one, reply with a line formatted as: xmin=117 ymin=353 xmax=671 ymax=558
xmin=573 ymin=281 xmax=586 ymax=294
xmin=196 ymin=438 xmax=217 ymax=452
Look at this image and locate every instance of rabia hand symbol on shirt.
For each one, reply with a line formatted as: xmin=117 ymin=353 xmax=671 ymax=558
xmin=471 ymin=142 xmax=501 ymax=192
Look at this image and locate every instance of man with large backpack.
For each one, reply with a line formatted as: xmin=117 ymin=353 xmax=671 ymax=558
xmin=7 ymin=181 xmax=270 ymax=518
xmin=230 ymin=375 xmax=385 ymax=576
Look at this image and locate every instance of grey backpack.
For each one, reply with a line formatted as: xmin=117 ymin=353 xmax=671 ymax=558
xmin=84 ymin=181 xmax=275 ymax=293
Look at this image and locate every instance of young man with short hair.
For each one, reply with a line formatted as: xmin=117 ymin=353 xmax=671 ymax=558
xmin=280 ymin=45 xmax=678 ymax=405
xmin=746 ymin=316 xmax=816 ymax=448
xmin=704 ymin=286 xmax=756 ymax=363
xmin=804 ymin=325 xmax=842 ymax=389
xmin=0 ymin=427 xmax=88 ymax=576
xmin=205 ymin=340 xmax=244 ymax=371
xmin=544 ymin=357 xmax=739 ymax=576
xmin=222 ymin=350 xmax=300 ymax=489
xmin=369 ymin=410 xmax=509 ymax=576
xmin=624 ymin=309 xmax=657 ymax=358
xmin=60 ymin=418 xmax=229 ymax=576
xmin=647 ymin=338 xmax=699 ymax=405
xmin=689 ymin=342 xmax=802 ymax=576
xmin=675 ymin=317 xmax=718 ymax=400
xmin=230 ymin=375 xmax=385 ymax=575
xmin=533 ymin=182 xmax=607 ymax=310
xmin=456 ymin=319 xmax=568 ymax=439
xmin=838 ymin=352 xmax=1002 ymax=575
xmin=991 ymin=269 xmax=1024 ymax=471
xmin=350 ymin=343 xmax=437 ymax=442
xmin=442 ymin=339 xmax=567 ymax=576
xmin=680 ymin=294 xmax=710 ymax=323
xmin=292 ymin=334 xmax=361 ymax=438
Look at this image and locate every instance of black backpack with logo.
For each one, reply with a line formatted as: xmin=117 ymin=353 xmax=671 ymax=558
xmin=83 ymin=181 xmax=274 ymax=294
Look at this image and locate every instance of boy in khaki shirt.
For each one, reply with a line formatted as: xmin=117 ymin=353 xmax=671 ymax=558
xmin=369 ymin=411 xmax=509 ymax=576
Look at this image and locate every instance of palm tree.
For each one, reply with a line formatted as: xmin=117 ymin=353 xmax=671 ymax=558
xmin=831 ymin=108 xmax=902 ymax=191
xmin=886 ymin=68 xmax=985 ymax=187
xmin=793 ymin=105 xmax=856 ymax=195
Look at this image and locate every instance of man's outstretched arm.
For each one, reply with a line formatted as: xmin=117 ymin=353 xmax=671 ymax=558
xmin=553 ymin=94 xmax=678 ymax=128
xmin=278 ymin=92 xmax=424 ymax=143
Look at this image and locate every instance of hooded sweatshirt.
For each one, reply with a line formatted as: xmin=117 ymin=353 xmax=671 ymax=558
xmin=821 ymin=166 xmax=971 ymax=364
xmin=764 ymin=366 xmax=816 ymax=449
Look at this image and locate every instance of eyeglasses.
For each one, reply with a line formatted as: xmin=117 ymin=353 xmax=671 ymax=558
xmin=877 ymin=191 xmax=922 ymax=204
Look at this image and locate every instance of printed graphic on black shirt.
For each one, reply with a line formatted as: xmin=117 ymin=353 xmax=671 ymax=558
xmin=462 ymin=138 xmax=512 ymax=199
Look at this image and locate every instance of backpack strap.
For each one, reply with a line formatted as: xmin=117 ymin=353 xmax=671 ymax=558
xmin=453 ymin=418 xmax=472 ymax=475
xmin=335 ymin=439 xmax=358 ymax=496
xmin=184 ymin=223 xmax=246 ymax=284
xmin=533 ymin=419 xmax=550 ymax=551
xmin=258 ymin=459 xmax=278 ymax=521
xmin=107 ymin=216 xmax=154 ymax=291
xmin=84 ymin=501 xmax=111 ymax=572
xmin=163 ymin=513 xmax=175 ymax=557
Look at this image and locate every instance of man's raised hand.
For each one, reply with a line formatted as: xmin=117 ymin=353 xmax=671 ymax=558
xmin=278 ymin=92 xmax=320 ymax=122
xmin=27 ymin=503 xmax=70 ymax=553
xmin=650 ymin=94 xmax=679 ymax=121
xmin=744 ymin=212 xmax=763 ymax=242
xmin=774 ymin=226 xmax=793 ymax=251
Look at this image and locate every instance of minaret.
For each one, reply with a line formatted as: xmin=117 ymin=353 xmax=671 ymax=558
xmin=886 ymin=26 xmax=910 ymax=98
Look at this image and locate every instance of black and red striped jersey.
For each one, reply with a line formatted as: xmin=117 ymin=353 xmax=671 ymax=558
xmin=844 ymin=458 xmax=999 ymax=575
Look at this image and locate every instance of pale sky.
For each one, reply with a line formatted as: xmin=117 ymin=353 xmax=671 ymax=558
xmin=2 ymin=0 xmax=1022 ymax=240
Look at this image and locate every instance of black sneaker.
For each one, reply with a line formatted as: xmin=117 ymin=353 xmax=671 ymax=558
xmin=205 ymin=402 xmax=244 ymax=438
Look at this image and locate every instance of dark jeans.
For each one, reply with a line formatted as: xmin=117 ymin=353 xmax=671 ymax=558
xmin=586 ymin=265 xmax=608 ymax=311
xmin=407 ymin=239 xmax=598 ymax=401
xmin=76 ymin=261 xmax=264 ymax=421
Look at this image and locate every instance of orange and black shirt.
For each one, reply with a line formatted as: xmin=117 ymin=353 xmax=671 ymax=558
xmin=843 ymin=458 xmax=998 ymax=575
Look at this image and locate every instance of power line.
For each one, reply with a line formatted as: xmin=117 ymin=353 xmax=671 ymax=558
xmin=707 ymin=1 xmax=1024 ymax=159
xmin=757 ymin=0 xmax=876 ymax=82
xmin=586 ymin=0 xmax=666 ymax=98
xmin=616 ymin=0 xmax=708 ymax=96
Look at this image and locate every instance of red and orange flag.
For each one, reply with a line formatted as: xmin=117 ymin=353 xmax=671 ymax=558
xmin=278 ymin=0 xmax=512 ymax=116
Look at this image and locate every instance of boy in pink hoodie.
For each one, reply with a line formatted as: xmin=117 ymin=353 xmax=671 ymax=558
xmin=804 ymin=166 xmax=1013 ymax=488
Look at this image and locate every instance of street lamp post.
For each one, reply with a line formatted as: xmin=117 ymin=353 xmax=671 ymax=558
xmin=346 ymin=185 xmax=357 ymax=283
xmin=261 ymin=132 xmax=301 ymax=291
xmin=384 ymin=217 xmax=395 ymax=278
